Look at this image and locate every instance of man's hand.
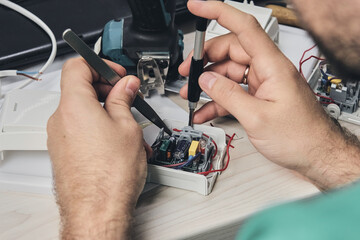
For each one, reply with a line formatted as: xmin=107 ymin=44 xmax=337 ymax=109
xmin=47 ymin=58 xmax=147 ymax=239
xmin=180 ymin=1 xmax=360 ymax=189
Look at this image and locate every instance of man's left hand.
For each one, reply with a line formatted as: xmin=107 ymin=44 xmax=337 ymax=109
xmin=47 ymin=58 xmax=148 ymax=239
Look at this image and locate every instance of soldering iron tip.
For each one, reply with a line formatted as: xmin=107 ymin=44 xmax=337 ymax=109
xmin=188 ymin=109 xmax=195 ymax=128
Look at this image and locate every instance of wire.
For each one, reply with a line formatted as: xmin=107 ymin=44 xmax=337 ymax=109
xmin=175 ymin=152 xmax=201 ymax=169
xmin=162 ymin=162 xmax=187 ymax=168
xmin=0 ymin=0 xmax=57 ymax=96
xmin=300 ymin=56 xmax=325 ymax=78
xmin=197 ymin=133 xmax=236 ymax=176
xmin=299 ymin=44 xmax=316 ymax=66
xmin=162 ymin=152 xmax=201 ymax=168
xmin=16 ymin=71 xmax=40 ymax=75
xmin=315 ymin=93 xmax=335 ymax=103
xmin=298 ymin=44 xmax=325 ymax=79
xmin=17 ymin=73 xmax=40 ymax=81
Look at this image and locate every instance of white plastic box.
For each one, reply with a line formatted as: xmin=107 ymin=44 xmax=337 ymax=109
xmin=144 ymin=119 xmax=227 ymax=195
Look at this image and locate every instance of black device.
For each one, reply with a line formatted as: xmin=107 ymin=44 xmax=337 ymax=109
xmin=98 ymin=0 xmax=185 ymax=96
xmin=0 ymin=0 xmax=189 ymax=70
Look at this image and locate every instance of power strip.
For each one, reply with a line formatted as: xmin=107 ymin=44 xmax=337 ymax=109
xmin=0 ymin=89 xmax=60 ymax=160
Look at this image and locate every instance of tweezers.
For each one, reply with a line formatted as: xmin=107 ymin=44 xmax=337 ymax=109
xmin=62 ymin=29 xmax=172 ymax=135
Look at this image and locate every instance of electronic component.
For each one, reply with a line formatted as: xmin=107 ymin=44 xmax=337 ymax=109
xmin=159 ymin=139 xmax=171 ymax=162
xmin=308 ymin=62 xmax=360 ymax=125
xmin=188 ymin=140 xmax=200 ymax=157
xmin=149 ymin=126 xmax=215 ymax=173
xmin=145 ymin=120 xmax=228 ymax=195
xmin=174 ymin=139 xmax=191 ymax=161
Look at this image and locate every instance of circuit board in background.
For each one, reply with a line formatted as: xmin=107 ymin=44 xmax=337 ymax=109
xmin=309 ymin=62 xmax=360 ymax=125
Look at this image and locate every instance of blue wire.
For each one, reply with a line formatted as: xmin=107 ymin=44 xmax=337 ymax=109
xmin=16 ymin=71 xmax=39 ymax=75
xmin=175 ymin=152 xmax=201 ymax=169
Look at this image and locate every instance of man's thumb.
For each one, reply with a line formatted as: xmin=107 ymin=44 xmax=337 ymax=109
xmin=105 ymin=75 xmax=140 ymax=120
xmin=198 ymin=71 xmax=262 ymax=121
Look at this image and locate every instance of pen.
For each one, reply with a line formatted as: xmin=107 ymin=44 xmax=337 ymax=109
xmin=62 ymin=29 xmax=172 ymax=135
xmin=188 ymin=15 xmax=207 ymax=127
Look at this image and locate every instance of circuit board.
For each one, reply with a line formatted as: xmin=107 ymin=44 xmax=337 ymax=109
xmin=149 ymin=126 xmax=215 ymax=173
xmin=309 ymin=62 xmax=360 ymax=125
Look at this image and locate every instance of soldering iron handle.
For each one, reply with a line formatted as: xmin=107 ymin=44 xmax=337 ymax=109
xmin=188 ymin=58 xmax=203 ymax=103
xmin=196 ymin=16 xmax=207 ymax=32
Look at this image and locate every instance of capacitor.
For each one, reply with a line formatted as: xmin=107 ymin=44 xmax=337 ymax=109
xmin=199 ymin=139 xmax=207 ymax=155
xmin=166 ymin=136 xmax=176 ymax=160
xmin=188 ymin=140 xmax=200 ymax=157
xmin=173 ymin=139 xmax=191 ymax=161
xmin=159 ymin=139 xmax=171 ymax=162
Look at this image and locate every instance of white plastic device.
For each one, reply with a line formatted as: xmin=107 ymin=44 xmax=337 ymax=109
xmin=143 ymin=119 xmax=227 ymax=195
xmin=0 ymin=89 xmax=60 ymax=160
xmin=0 ymin=91 xmax=227 ymax=195
xmin=307 ymin=62 xmax=360 ymax=126
xmin=206 ymin=0 xmax=279 ymax=43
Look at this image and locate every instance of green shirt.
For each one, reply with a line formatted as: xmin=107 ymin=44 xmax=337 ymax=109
xmin=237 ymin=182 xmax=360 ymax=240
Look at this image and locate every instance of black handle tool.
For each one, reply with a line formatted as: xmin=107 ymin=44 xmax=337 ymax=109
xmin=188 ymin=16 xmax=207 ymax=127
xmin=62 ymin=29 xmax=172 ymax=135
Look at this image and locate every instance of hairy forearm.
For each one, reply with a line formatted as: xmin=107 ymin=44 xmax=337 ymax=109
xmin=53 ymin=169 xmax=137 ymax=240
xmin=304 ymin=120 xmax=360 ymax=190
xmin=60 ymin=208 xmax=133 ymax=240
xmin=57 ymin=194 xmax=135 ymax=240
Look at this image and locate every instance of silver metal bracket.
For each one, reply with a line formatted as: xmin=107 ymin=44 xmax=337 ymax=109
xmin=137 ymin=52 xmax=170 ymax=97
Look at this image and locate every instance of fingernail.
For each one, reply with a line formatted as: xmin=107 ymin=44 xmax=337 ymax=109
xmin=199 ymin=72 xmax=217 ymax=90
xmin=125 ymin=77 xmax=139 ymax=98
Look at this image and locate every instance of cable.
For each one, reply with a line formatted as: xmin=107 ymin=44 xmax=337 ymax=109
xmin=299 ymin=44 xmax=316 ymax=66
xmin=298 ymin=44 xmax=325 ymax=79
xmin=197 ymin=133 xmax=236 ymax=176
xmin=175 ymin=152 xmax=201 ymax=169
xmin=0 ymin=0 xmax=57 ymax=96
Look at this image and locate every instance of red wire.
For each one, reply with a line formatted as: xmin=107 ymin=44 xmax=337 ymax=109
xmin=299 ymin=44 xmax=325 ymax=78
xmin=299 ymin=44 xmax=316 ymax=66
xmin=300 ymin=55 xmax=325 ymax=78
xmin=315 ymin=93 xmax=335 ymax=103
xmin=197 ymin=133 xmax=236 ymax=176
xmin=17 ymin=73 xmax=40 ymax=81
xmin=226 ymin=134 xmax=235 ymax=148
xmin=162 ymin=162 xmax=186 ymax=168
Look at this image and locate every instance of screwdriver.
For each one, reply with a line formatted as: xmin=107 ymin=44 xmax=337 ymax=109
xmin=62 ymin=29 xmax=172 ymax=135
xmin=188 ymin=16 xmax=207 ymax=127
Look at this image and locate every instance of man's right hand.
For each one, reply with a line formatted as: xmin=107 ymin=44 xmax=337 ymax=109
xmin=180 ymin=0 xmax=360 ymax=189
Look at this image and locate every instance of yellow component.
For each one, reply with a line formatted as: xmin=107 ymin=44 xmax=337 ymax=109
xmin=326 ymin=85 xmax=331 ymax=94
xmin=188 ymin=140 xmax=200 ymax=157
xmin=330 ymin=78 xmax=342 ymax=84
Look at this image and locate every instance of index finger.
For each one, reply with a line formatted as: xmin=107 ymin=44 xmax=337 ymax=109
xmin=61 ymin=58 xmax=126 ymax=101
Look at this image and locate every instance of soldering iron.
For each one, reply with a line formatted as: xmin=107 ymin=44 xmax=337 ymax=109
xmin=188 ymin=16 xmax=207 ymax=127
